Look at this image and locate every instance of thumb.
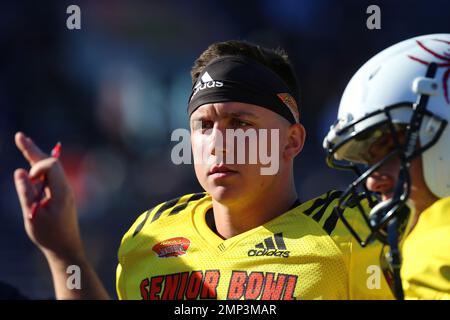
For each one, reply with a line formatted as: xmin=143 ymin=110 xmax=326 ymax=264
xmin=14 ymin=168 xmax=36 ymax=219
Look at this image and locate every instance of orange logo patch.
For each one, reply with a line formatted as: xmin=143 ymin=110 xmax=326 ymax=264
xmin=152 ymin=237 xmax=191 ymax=258
xmin=277 ymin=93 xmax=300 ymax=122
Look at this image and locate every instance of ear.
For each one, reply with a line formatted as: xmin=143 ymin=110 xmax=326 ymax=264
xmin=283 ymin=123 xmax=306 ymax=161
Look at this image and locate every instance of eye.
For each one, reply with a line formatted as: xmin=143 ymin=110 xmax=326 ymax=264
xmin=231 ymin=118 xmax=251 ymax=128
xmin=192 ymin=120 xmax=214 ymax=131
xmin=367 ymin=133 xmax=396 ymax=163
xmin=201 ymin=120 xmax=214 ymax=130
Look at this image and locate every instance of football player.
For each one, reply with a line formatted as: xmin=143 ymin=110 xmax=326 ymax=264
xmin=14 ymin=40 xmax=393 ymax=299
xmin=324 ymin=34 xmax=450 ymax=299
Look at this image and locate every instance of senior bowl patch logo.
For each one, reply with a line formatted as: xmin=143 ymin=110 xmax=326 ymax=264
xmin=152 ymin=237 xmax=191 ymax=258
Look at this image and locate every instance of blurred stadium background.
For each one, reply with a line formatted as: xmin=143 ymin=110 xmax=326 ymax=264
xmin=0 ymin=0 xmax=449 ymax=299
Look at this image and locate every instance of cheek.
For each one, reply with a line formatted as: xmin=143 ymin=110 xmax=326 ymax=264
xmin=193 ymin=164 xmax=206 ymax=189
xmin=240 ymin=129 xmax=282 ymax=163
xmin=191 ymin=134 xmax=200 ymax=155
xmin=409 ymin=157 xmax=426 ymax=188
xmin=191 ymin=134 xmax=207 ymax=164
xmin=191 ymin=136 xmax=208 ymax=179
xmin=383 ymin=156 xmax=402 ymax=175
xmin=237 ymin=165 xmax=274 ymax=189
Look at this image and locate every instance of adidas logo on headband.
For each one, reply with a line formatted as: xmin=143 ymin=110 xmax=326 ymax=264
xmin=191 ymin=71 xmax=223 ymax=99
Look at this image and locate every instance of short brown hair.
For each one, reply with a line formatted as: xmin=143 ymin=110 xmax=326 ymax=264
xmin=191 ymin=40 xmax=300 ymax=103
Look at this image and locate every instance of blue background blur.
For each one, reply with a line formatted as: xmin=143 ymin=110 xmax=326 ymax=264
xmin=1 ymin=0 xmax=449 ymax=299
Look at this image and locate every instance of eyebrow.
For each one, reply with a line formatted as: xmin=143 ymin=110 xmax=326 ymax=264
xmin=190 ymin=111 xmax=258 ymax=122
xmin=228 ymin=111 xmax=258 ymax=118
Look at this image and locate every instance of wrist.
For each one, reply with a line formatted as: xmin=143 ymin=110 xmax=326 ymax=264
xmin=42 ymin=246 xmax=87 ymax=267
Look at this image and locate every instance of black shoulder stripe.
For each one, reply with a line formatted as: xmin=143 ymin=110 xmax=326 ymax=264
xmin=150 ymin=197 xmax=181 ymax=223
xmin=187 ymin=192 xmax=207 ymax=203
xmin=133 ymin=194 xmax=207 ymax=238
xmin=133 ymin=193 xmax=207 ymax=237
xmin=303 ymin=192 xmax=330 ymax=216
xmin=168 ymin=202 xmax=188 ymax=216
xmin=168 ymin=192 xmax=207 ymax=216
xmin=322 ymin=208 xmax=340 ymax=235
xmin=311 ymin=190 xmax=342 ymax=223
xmin=346 ymin=192 xmax=374 ymax=208
xmin=132 ymin=206 xmax=155 ymax=238
xmin=303 ymin=190 xmax=342 ymax=218
xmin=131 ymin=197 xmax=181 ymax=237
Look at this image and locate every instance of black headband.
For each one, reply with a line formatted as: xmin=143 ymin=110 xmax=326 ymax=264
xmin=187 ymin=55 xmax=300 ymax=124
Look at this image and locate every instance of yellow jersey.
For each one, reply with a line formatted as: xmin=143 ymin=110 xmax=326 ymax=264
xmin=401 ymin=196 xmax=450 ymax=299
xmin=116 ymin=191 xmax=393 ymax=300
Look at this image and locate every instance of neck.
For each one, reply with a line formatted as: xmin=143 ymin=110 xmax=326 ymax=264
xmin=409 ymin=186 xmax=439 ymax=231
xmin=210 ymin=181 xmax=298 ymax=239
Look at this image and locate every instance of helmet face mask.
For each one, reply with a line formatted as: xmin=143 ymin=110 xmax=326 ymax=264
xmin=324 ymin=33 xmax=450 ymax=300
xmin=325 ymin=105 xmax=415 ymax=246
xmin=330 ymin=34 xmax=450 ymax=196
xmin=324 ymin=66 xmax=448 ymax=247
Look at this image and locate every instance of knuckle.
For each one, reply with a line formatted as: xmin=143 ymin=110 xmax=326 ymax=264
xmin=47 ymin=157 xmax=61 ymax=170
xmin=48 ymin=157 xmax=59 ymax=165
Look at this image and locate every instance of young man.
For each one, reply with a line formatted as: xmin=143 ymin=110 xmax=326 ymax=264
xmin=14 ymin=40 xmax=393 ymax=300
xmin=324 ymin=34 xmax=450 ymax=299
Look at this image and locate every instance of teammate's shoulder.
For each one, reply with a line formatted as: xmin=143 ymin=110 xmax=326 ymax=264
xmin=295 ymin=190 xmax=344 ymax=235
xmin=295 ymin=190 xmax=371 ymax=236
xmin=427 ymin=196 xmax=450 ymax=213
xmin=418 ymin=196 xmax=450 ymax=228
xmin=126 ymin=192 xmax=209 ymax=239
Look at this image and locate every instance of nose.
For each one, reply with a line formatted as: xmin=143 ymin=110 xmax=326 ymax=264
xmin=208 ymin=126 xmax=227 ymax=158
xmin=366 ymin=171 xmax=395 ymax=195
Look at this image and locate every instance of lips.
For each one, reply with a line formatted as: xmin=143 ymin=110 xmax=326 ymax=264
xmin=208 ymin=164 xmax=238 ymax=177
xmin=381 ymin=192 xmax=394 ymax=202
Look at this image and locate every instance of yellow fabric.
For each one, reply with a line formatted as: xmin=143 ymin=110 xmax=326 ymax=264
xmin=116 ymin=191 xmax=393 ymax=300
xmin=401 ymin=197 xmax=450 ymax=299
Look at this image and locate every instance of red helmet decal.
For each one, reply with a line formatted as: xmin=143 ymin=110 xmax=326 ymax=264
xmin=408 ymin=39 xmax=450 ymax=104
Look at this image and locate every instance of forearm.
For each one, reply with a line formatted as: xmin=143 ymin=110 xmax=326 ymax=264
xmin=44 ymin=250 xmax=111 ymax=300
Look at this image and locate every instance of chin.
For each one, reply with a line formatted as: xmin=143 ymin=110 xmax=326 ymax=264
xmin=208 ymin=185 xmax=245 ymax=204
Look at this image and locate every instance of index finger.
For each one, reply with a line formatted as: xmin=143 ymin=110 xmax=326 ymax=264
xmin=15 ymin=132 xmax=49 ymax=165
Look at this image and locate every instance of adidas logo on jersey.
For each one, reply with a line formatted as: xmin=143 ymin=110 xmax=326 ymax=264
xmin=191 ymin=71 xmax=223 ymax=99
xmin=247 ymin=233 xmax=290 ymax=258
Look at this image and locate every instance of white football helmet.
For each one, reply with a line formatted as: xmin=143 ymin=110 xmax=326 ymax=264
xmin=323 ymin=34 xmax=450 ymax=246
